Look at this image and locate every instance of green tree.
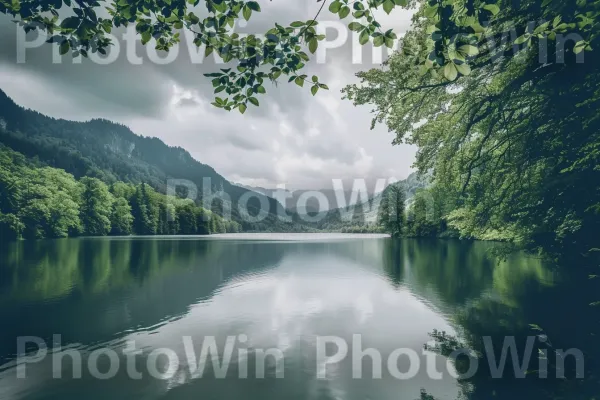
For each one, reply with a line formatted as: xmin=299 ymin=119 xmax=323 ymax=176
xmin=20 ymin=167 xmax=82 ymax=239
xmin=345 ymin=0 xmax=600 ymax=255
xmin=196 ymin=207 xmax=210 ymax=235
xmin=131 ymin=183 xmax=159 ymax=235
xmin=176 ymin=202 xmax=197 ymax=235
xmin=378 ymin=183 xmax=406 ymax=236
xmin=0 ymin=212 xmax=24 ymax=241
xmin=80 ymin=177 xmax=113 ymax=236
xmin=110 ymin=182 xmax=136 ymax=200
xmin=110 ymin=197 xmax=134 ymax=235
xmin=409 ymin=192 xmax=434 ymax=237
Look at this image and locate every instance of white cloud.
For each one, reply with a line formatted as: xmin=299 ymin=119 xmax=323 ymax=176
xmin=0 ymin=3 xmax=417 ymax=190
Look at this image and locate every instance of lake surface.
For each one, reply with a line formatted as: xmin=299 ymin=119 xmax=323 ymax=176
xmin=0 ymin=234 xmax=597 ymax=400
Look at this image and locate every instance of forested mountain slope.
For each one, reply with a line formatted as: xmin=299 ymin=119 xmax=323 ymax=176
xmin=0 ymin=89 xmax=302 ymax=231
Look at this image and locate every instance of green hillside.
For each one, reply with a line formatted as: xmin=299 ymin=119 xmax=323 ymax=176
xmin=0 ymin=89 xmax=307 ymax=233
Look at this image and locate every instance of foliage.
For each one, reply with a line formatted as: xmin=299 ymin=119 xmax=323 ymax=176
xmin=19 ymin=166 xmax=83 ymax=239
xmin=110 ymin=196 xmax=134 ymax=235
xmin=378 ymin=182 xmax=406 ymax=236
xmin=80 ymin=177 xmax=114 ymax=236
xmin=3 ymin=0 xmax=596 ymax=109
xmin=345 ymin=0 xmax=600 ymax=256
xmin=0 ymin=144 xmax=241 ymax=241
xmin=0 ymin=89 xmax=307 ymax=233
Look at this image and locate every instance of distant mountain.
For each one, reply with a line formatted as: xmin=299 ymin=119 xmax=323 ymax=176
xmin=235 ymin=174 xmax=426 ymax=231
xmin=0 ymin=89 xmax=303 ymax=232
xmin=235 ymin=183 xmax=382 ymax=214
xmin=311 ymin=173 xmax=427 ymax=231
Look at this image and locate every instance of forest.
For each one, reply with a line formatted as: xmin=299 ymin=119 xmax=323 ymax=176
xmin=0 ymin=144 xmax=240 ymax=240
xmin=356 ymin=0 xmax=600 ymax=264
xmin=0 ymin=89 xmax=316 ymax=237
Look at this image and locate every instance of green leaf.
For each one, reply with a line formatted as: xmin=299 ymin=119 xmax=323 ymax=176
xmin=424 ymin=5 xmax=438 ymax=18
xmin=426 ymin=25 xmax=439 ymax=34
xmin=309 ymin=38 xmax=318 ymax=54
xmin=311 ymin=85 xmax=318 ymax=96
xmin=458 ymin=44 xmax=479 ymax=56
xmin=359 ymin=30 xmax=370 ymax=45
xmin=246 ymin=1 xmax=260 ymax=11
xmin=295 ymin=77 xmax=304 ymax=87
xmin=239 ymin=103 xmax=247 ymax=114
xmin=243 ymin=5 xmax=252 ymax=21
xmin=60 ymin=16 xmax=80 ymax=30
xmin=529 ymin=324 xmax=544 ymax=332
xmin=483 ymin=4 xmax=500 ymax=15
xmin=373 ymin=35 xmax=384 ymax=47
xmin=383 ymin=0 xmax=394 ymax=15
xmin=248 ymin=97 xmax=259 ymax=106
xmin=455 ymin=62 xmax=471 ymax=76
xmin=290 ymin=21 xmax=305 ymax=28
xmin=443 ymin=62 xmax=458 ymax=81
xmin=339 ymin=6 xmax=350 ymax=19
xmin=348 ymin=22 xmax=363 ymax=32
xmin=312 ymin=75 xmax=318 ymax=83
xmin=257 ymin=85 xmax=266 ymax=94
xmin=385 ymin=29 xmax=397 ymax=39
xmin=329 ymin=1 xmax=341 ymax=13
xmin=514 ymin=35 xmax=530 ymax=45
xmin=59 ymin=40 xmax=70 ymax=55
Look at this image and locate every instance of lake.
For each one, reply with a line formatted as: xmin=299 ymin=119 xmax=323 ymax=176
xmin=0 ymin=234 xmax=597 ymax=400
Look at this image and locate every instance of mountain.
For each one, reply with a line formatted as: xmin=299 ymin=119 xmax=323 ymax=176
xmin=236 ymin=183 xmax=383 ymax=214
xmin=0 ymin=89 xmax=303 ymax=232
xmin=311 ymin=173 xmax=427 ymax=232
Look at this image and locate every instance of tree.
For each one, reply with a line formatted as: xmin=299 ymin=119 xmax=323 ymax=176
xmin=0 ymin=145 xmax=244 ymax=241
xmin=110 ymin=197 xmax=134 ymax=235
xmin=131 ymin=183 xmax=159 ymax=235
xmin=20 ymin=167 xmax=82 ymax=239
xmin=80 ymin=177 xmax=114 ymax=236
xmin=345 ymin=0 xmax=600 ymax=255
xmin=5 ymin=0 xmax=595 ymax=112
xmin=196 ymin=207 xmax=210 ymax=235
xmin=409 ymin=191 xmax=434 ymax=237
xmin=110 ymin=182 xmax=136 ymax=200
xmin=176 ymin=202 xmax=197 ymax=235
xmin=378 ymin=183 xmax=406 ymax=236
xmin=0 ymin=212 xmax=24 ymax=241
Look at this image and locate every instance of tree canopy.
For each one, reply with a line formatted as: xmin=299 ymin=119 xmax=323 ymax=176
xmin=3 ymin=0 xmax=597 ymax=111
xmin=345 ymin=0 xmax=600 ymax=257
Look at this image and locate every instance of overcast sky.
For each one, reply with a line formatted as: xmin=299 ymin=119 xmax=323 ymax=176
xmin=0 ymin=1 xmax=416 ymax=190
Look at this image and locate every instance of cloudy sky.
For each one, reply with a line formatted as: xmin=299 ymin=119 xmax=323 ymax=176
xmin=0 ymin=1 xmax=416 ymax=190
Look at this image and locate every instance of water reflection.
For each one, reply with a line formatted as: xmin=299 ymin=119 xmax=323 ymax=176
xmin=0 ymin=235 xmax=591 ymax=400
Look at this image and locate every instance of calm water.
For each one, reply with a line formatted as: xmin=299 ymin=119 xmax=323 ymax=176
xmin=0 ymin=234 xmax=597 ymax=400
